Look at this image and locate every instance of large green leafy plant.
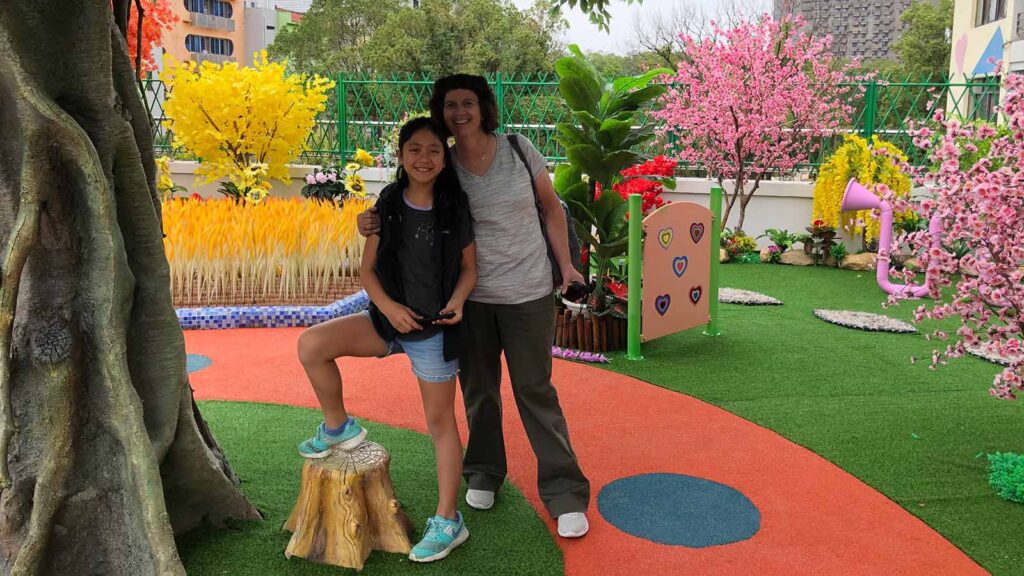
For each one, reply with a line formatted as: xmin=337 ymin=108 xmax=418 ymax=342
xmin=553 ymin=45 xmax=671 ymax=313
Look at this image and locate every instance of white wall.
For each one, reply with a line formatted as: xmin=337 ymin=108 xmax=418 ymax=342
xmin=169 ymin=161 xmax=394 ymax=198
xmin=169 ymin=161 xmax=859 ymax=249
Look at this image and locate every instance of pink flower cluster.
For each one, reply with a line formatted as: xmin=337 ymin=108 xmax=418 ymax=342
xmin=305 ymin=170 xmax=338 ymax=185
xmin=892 ymin=71 xmax=1024 ymax=399
xmin=551 ymin=347 xmax=611 ymax=364
xmin=651 ymin=14 xmax=860 ymax=230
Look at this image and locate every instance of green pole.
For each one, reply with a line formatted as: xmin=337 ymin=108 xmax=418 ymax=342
xmin=703 ymin=186 xmax=722 ymax=337
xmin=863 ymin=80 xmax=877 ymax=141
xmin=337 ymin=73 xmax=347 ymax=162
xmin=626 ymin=193 xmax=643 ymax=360
xmin=495 ymin=71 xmax=505 ymax=133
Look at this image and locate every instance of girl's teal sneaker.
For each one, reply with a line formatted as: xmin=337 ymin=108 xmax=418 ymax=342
xmin=297 ymin=419 xmax=367 ymax=458
xmin=408 ymin=512 xmax=469 ymax=563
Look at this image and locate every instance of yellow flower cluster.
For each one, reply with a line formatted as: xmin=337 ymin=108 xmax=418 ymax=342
xmin=345 ymin=149 xmax=375 ymax=198
xmin=811 ymin=135 xmax=911 ymax=243
xmin=240 ymin=162 xmax=270 ymax=204
xmin=155 ymin=155 xmax=180 ymax=200
xmin=354 ymin=149 xmax=375 ymax=167
xmin=162 ymin=196 xmax=369 ymax=305
xmin=160 ymin=50 xmax=334 ymax=196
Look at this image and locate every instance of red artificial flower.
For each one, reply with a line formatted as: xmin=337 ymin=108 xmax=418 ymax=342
xmin=606 ymin=280 xmax=628 ymax=300
xmin=612 ymin=155 xmax=675 ymax=217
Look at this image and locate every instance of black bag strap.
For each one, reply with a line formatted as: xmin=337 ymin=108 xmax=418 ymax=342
xmin=507 ymin=134 xmax=562 ymax=287
xmin=507 ymin=134 xmax=543 ymax=214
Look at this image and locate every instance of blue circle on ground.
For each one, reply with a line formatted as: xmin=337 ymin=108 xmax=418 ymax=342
xmin=186 ymin=354 xmax=212 ymax=374
xmin=597 ymin=473 xmax=760 ymax=547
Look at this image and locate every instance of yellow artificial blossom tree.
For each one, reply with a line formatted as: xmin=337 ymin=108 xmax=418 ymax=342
xmin=160 ymin=50 xmax=334 ymax=203
xmin=812 ymin=134 xmax=911 ymax=245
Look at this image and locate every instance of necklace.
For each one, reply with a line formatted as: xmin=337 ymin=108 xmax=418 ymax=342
xmin=479 ymin=134 xmax=490 ymax=161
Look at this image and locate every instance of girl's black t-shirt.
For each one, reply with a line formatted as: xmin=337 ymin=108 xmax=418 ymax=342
xmin=386 ymin=192 xmax=473 ymax=341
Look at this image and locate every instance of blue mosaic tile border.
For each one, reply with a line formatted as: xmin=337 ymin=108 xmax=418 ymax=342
xmin=177 ymin=290 xmax=370 ymax=330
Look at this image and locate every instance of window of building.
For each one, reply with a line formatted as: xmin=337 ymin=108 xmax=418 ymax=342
xmin=185 ymin=34 xmax=234 ymax=55
xmin=970 ymin=77 xmax=1000 ymax=121
xmin=976 ymin=0 xmax=1006 ymax=26
xmin=184 ymin=0 xmax=233 ymax=18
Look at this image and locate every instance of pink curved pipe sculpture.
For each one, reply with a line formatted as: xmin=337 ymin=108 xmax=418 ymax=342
xmin=840 ymin=178 xmax=941 ymax=299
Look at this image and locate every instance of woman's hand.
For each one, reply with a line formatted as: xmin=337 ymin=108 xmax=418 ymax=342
xmin=382 ymin=302 xmax=423 ymax=334
xmin=357 ymin=207 xmax=381 ymax=237
xmin=559 ymin=267 xmax=586 ymax=295
xmin=434 ymin=299 xmax=465 ymax=326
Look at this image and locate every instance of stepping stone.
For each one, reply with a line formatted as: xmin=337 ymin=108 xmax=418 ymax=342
xmin=813 ymin=309 xmax=918 ymax=333
xmin=965 ymin=343 xmax=1023 ymax=367
xmin=718 ymin=288 xmax=783 ymax=306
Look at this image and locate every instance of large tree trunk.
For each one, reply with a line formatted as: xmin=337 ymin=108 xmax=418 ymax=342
xmin=0 ymin=3 xmax=261 ymax=575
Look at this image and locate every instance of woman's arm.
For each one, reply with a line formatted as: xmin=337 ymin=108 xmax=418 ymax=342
xmin=360 ymin=235 xmax=422 ymax=333
xmin=535 ymin=173 xmax=585 ymax=291
xmin=435 ymin=242 xmax=477 ymax=325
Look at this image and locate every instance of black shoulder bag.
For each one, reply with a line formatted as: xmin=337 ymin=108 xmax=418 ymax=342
xmin=506 ymin=134 xmax=581 ymax=288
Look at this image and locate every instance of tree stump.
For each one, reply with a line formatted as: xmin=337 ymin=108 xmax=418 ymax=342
xmin=283 ymin=441 xmax=414 ymax=570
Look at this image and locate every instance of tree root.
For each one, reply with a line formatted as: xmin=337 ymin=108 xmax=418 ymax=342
xmin=9 ymin=365 xmax=74 ymax=576
xmin=0 ymin=28 xmax=48 ymax=493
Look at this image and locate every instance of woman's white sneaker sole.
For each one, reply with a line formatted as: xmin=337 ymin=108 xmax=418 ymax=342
xmin=465 ymin=489 xmax=495 ymax=510
xmin=557 ymin=512 xmax=589 ymax=538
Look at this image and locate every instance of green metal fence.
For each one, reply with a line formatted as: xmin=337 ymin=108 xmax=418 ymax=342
xmin=144 ymin=73 xmax=1002 ymax=170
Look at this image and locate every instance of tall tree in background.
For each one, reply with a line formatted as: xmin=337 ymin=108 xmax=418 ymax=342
xmin=549 ymin=0 xmax=638 ymax=31
xmin=891 ymin=0 xmax=954 ymax=79
xmin=269 ymin=0 xmax=403 ymax=75
xmin=630 ymin=0 xmax=768 ymax=68
xmin=0 ymin=2 xmax=260 ymax=574
xmin=362 ymin=0 xmax=565 ymax=76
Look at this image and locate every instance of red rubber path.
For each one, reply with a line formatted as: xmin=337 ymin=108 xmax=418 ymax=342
xmin=186 ymin=328 xmax=987 ymax=576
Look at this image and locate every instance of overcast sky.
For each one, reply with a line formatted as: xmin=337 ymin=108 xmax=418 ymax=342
xmin=510 ymin=0 xmax=680 ymax=55
xmin=269 ymin=0 xmax=767 ymax=56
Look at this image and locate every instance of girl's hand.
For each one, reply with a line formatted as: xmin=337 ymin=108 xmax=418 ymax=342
xmin=383 ymin=303 xmax=423 ymax=334
xmin=434 ymin=300 xmax=464 ymax=326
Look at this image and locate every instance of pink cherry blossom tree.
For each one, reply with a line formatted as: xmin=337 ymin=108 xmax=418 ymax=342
xmin=653 ymin=14 xmax=859 ymax=232
xmin=889 ymin=71 xmax=1024 ymax=400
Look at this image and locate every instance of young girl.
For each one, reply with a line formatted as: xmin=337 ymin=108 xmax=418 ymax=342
xmin=296 ymin=117 xmax=476 ymax=563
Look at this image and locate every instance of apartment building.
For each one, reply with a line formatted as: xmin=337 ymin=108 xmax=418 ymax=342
xmin=948 ymin=0 xmax=1024 ymax=118
xmin=164 ymin=0 xmax=246 ymax=65
xmin=773 ymin=0 xmax=918 ymax=60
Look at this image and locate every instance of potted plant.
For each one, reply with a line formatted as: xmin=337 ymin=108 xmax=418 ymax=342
xmin=803 ymin=219 xmax=838 ymax=265
xmin=551 ymin=46 xmax=672 ymax=351
xmin=300 ymin=149 xmax=374 ymax=203
xmin=757 ymin=228 xmax=797 ymax=263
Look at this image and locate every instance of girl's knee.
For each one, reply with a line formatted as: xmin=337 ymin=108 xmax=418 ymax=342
xmin=297 ymin=330 xmax=326 ymax=366
xmin=424 ymin=410 xmax=457 ymax=437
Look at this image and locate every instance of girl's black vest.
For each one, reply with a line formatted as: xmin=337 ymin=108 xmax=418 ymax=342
xmin=367 ymin=182 xmax=463 ymax=362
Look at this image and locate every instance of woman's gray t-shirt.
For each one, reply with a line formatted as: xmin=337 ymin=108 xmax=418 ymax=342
xmin=453 ymin=134 xmax=552 ymax=305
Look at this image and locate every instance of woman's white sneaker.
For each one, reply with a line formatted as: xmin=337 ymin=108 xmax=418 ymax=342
xmin=557 ymin=512 xmax=589 ymax=538
xmin=465 ymin=489 xmax=495 ymax=510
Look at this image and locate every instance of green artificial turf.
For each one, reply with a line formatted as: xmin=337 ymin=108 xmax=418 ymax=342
xmin=604 ymin=263 xmax=1024 ymax=575
xmin=178 ymin=402 xmax=562 ymax=576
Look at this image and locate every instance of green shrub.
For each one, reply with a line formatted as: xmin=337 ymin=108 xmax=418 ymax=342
xmin=988 ymin=452 xmax=1024 ymax=504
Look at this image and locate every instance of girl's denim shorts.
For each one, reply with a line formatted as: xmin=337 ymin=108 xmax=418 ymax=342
xmin=363 ymin=312 xmax=458 ymax=382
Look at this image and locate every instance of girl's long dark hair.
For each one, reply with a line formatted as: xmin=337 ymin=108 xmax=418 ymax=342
xmin=394 ymin=117 xmax=471 ymax=231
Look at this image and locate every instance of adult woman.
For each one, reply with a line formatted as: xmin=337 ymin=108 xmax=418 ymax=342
xmin=359 ymin=74 xmax=590 ymax=538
